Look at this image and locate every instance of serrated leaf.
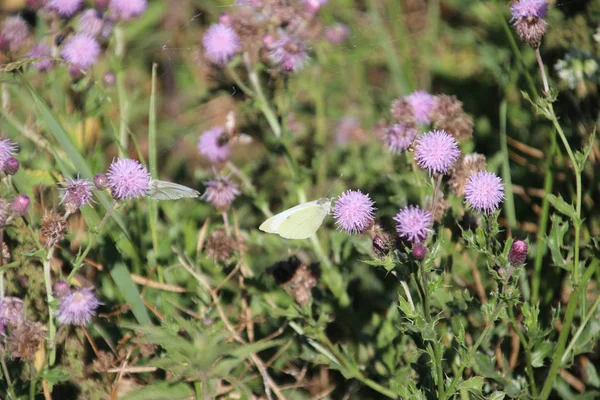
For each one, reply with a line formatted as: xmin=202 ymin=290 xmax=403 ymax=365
xmin=547 ymin=194 xmax=577 ymax=221
xmin=575 ymin=130 xmax=596 ymax=172
xmin=531 ymin=341 xmax=554 ymax=367
xmin=457 ymin=376 xmax=485 ymax=392
xmin=40 ymin=368 xmax=71 ymax=384
xmin=585 ymin=361 xmax=600 ymax=388
xmin=546 ymin=215 xmax=569 ymax=270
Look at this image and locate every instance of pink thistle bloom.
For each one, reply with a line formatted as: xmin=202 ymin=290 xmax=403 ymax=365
xmin=268 ymin=32 xmax=309 ymax=73
xmin=0 ymin=16 xmax=30 ymax=53
xmin=10 ymin=194 xmax=30 ymax=215
xmin=509 ymin=239 xmax=528 ymax=266
xmin=464 ymin=171 xmax=504 ymax=213
xmin=202 ymin=23 xmax=240 ymax=65
xmin=109 ymin=0 xmax=147 ymax=21
xmin=510 ymin=0 xmax=548 ymax=19
xmin=325 ymin=23 xmax=350 ymax=44
xmin=48 ymin=0 xmax=83 ymax=16
xmin=60 ymin=177 xmax=94 ymax=211
xmin=305 ymin=0 xmax=327 ymax=14
xmin=394 ymin=205 xmax=433 ymax=243
xmin=414 ymin=130 xmax=460 ymax=175
xmin=385 ymin=123 xmax=417 ymax=153
xmin=198 ymin=127 xmax=231 ymax=164
xmin=407 ymin=90 xmax=435 ymax=124
xmin=56 ymin=287 xmax=100 ymax=326
xmin=61 ymin=34 xmax=101 ymax=70
xmin=27 ymin=43 xmax=54 ymax=71
xmin=0 ymin=136 xmax=18 ymax=167
xmin=106 ymin=158 xmax=151 ymax=200
xmin=333 ymin=190 xmax=376 ymax=234
xmin=201 ymin=177 xmax=240 ymax=211
xmin=78 ymin=9 xmax=105 ymax=37
xmin=334 ymin=116 xmax=363 ymax=145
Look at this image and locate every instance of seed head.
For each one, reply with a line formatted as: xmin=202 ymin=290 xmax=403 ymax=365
xmin=7 ymin=321 xmax=46 ymax=359
xmin=205 ymin=229 xmax=237 ymax=263
xmin=40 ymin=212 xmax=68 ymax=248
xmin=430 ymin=95 xmax=473 ymax=142
xmin=390 ymin=97 xmax=416 ymax=125
xmin=60 ymin=177 xmax=94 ymax=213
xmin=333 ymin=190 xmax=376 ymax=235
xmin=449 ymin=153 xmax=487 ymax=196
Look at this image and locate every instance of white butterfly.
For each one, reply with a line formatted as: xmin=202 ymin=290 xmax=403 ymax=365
xmin=259 ymin=198 xmax=331 ymax=240
xmin=148 ymin=180 xmax=200 ymax=201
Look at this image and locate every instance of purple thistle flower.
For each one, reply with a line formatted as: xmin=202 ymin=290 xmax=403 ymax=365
xmin=394 ymin=205 xmax=433 ymax=243
xmin=78 ymin=9 xmax=105 ymax=37
xmin=48 ymin=0 xmax=83 ymax=16
xmin=3 ymin=157 xmax=19 ymax=175
xmin=508 ymin=239 xmax=528 ymax=266
xmin=325 ymin=23 xmax=350 ymax=44
xmin=414 ymin=130 xmax=460 ymax=175
xmin=385 ymin=123 xmax=417 ymax=153
xmin=106 ymin=158 xmax=151 ymax=200
xmin=305 ymin=0 xmax=327 ymax=14
xmin=93 ymin=173 xmax=108 ymax=189
xmin=60 ymin=177 xmax=94 ymax=212
xmin=61 ymin=34 xmax=101 ymax=70
xmin=0 ymin=136 xmax=18 ymax=168
xmin=0 ymin=16 xmax=30 ymax=53
xmin=464 ymin=171 xmax=504 ymax=213
xmin=109 ymin=0 xmax=147 ymax=21
xmin=333 ymin=190 xmax=376 ymax=234
xmin=268 ymin=32 xmax=309 ymax=73
xmin=201 ymin=177 xmax=240 ymax=211
xmin=27 ymin=43 xmax=54 ymax=71
xmin=202 ymin=23 xmax=240 ymax=65
xmin=407 ymin=90 xmax=435 ymax=125
xmin=10 ymin=194 xmax=30 ymax=215
xmin=198 ymin=127 xmax=231 ymax=164
xmin=56 ymin=287 xmax=100 ymax=326
xmin=510 ymin=0 xmax=548 ymax=19
xmin=334 ymin=117 xmax=363 ymax=145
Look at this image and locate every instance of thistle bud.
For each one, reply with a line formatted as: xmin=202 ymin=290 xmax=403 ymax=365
xmin=53 ymin=280 xmax=71 ymax=298
xmin=94 ymin=173 xmax=108 ymax=189
xmin=10 ymin=194 xmax=29 ymax=216
xmin=3 ymin=158 xmax=19 ymax=175
xmin=509 ymin=240 xmax=528 ymax=266
xmin=412 ymin=244 xmax=427 ymax=260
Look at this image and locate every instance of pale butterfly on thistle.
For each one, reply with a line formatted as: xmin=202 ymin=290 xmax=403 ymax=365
xmin=147 ymin=180 xmax=200 ymax=200
xmin=259 ymin=197 xmax=332 ymax=240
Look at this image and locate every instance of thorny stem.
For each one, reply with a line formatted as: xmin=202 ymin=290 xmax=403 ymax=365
xmin=43 ymin=247 xmax=57 ymax=366
xmin=68 ymin=202 xmax=117 ymax=282
xmin=507 ymin=305 xmax=538 ymax=397
xmin=446 ymin=303 xmax=504 ymax=397
xmin=535 ymin=48 xmax=550 ymax=95
xmin=244 ymin=54 xmax=282 ymax=138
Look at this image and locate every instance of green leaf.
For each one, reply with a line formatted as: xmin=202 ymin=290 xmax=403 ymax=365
xmin=585 ymin=360 xmax=600 ymax=388
xmin=531 ymin=341 xmax=554 ymax=367
xmin=40 ymin=368 xmax=71 ymax=385
xmin=546 ymin=215 xmax=569 ymax=270
xmin=457 ymin=376 xmax=485 ymax=392
xmin=575 ymin=130 xmax=596 ymax=172
xmin=121 ymin=382 xmax=193 ymax=400
xmin=111 ymin=262 xmax=152 ymax=325
xmin=547 ymin=194 xmax=577 ymax=222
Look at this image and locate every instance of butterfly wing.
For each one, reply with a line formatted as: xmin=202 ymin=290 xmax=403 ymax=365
xmin=277 ymin=203 xmax=329 ymax=239
xmin=148 ymin=180 xmax=200 ymax=201
xmin=259 ymin=200 xmax=321 ymax=235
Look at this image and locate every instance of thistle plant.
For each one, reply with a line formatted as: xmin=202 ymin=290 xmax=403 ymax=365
xmin=0 ymin=0 xmax=598 ymax=399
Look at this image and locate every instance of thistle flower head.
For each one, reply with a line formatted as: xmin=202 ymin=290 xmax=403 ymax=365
xmin=384 ymin=123 xmax=417 ymax=153
xmin=56 ymin=287 xmax=100 ymax=326
xmin=109 ymin=0 xmax=147 ymax=20
xmin=60 ymin=177 xmax=94 ymax=212
xmin=431 ymin=95 xmax=473 ymax=142
xmin=510 ymin=0 xmax=548 ymax=20
xmin=449 ymin=153 xmax=487 ymax=196
xmin=412 ymin=244 xmax=427 ymax=260
xmin=508 ymin=239 xmax=528 ymax=266
xmin=0 ymin=136 xmax=18 ymax=167
xmin=394 ymin=205 xmax=433 ymax=243
xmin=0 ymin=16 xmax=30 ymax=53
xmin=198 ymin=127 xmax=231 ymax=164
xmin=78 ymin=9 xmax=105 ymax=37
xmin=48 ymin=0 xmax=83 ymax=16
xmin=333 ymin=190 xmax=376 ymax=235
xmin=464 ymin=171 xmax=504 ymax=213
xmin=334 ymin=117 xmax=364 ymax=145
xmin=106 ymin=158 xmax=151 ymax=200
xmin=27 ymin=43 xmax=54 ymax=71
xmin=10 ymin=194 xmax=29 ymax=216
xmin=201 ymin=177 xmax=240 ymax=211
xmin=53 ymin=280 xmax=70 ymax=297
xmin=414 ymin=130 xmax=460 ymax=174
xmin=206 ymin=229 xmax=237 ymax=263
xmin=511 ymin=0 xmax=548 ymax=48
xmin=407 ymin=90 xmax=435 ymax=124
xmin=94 ymin=173 xmax=108 ymax=189
xmin=3 ymin=157 xmax=19 ymax=176
xmin=203 ymin=23 xmax=240 ymax=65
xmin=390 ymin=97 xmax=415 ymax=125
xmin=268 ymin=32 xmax=309 ymax=73
xmin=325 ymin=23 xmax=350 ymax=44
xmin=61 ymin=34 xmax=101 ymax=70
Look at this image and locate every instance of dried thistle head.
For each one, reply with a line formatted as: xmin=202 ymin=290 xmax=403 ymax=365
xmin=431 ymin=95 xmax=473 ymax=142
xmin=205 ymin=229 xmax=237 ymax=263
xmin=267 ymin=257 xmax=319 ymax=305
xmin=7 ymin=320 xmax=46 ymax=359
xmin=40 ymin=212 xmax=67 ymax=248
xmin=390 ymin=97 xmax=416 ymax=126
xmin=449 ymin=153 xmax=487 ymax=197
xmin=0 ymin=198 xmax=9 ymax=227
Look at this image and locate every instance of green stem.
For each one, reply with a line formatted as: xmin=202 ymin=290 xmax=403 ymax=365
xmin=245 ymin=55 xmax=281 ymax=139
xmin=507 ymin=305 xmax=538 ymax=397
xmin=539 ymin=263 xmax=596 ymax=399
xmin=226 ymin=64 xmax=255 ymax=97
xmin=1 ymin=356 xmax=16 ymax=399
xmin=446 ymin=303 xmax=504 ymax=397
xmin=44 ymin=247 xmax=56 ymax=366
xmin=531 ymin=129 xmax=556 ymax=304
xmin=194 ymin=381 xmax=203 ymax=400
xmin=115 ymin=26 xmax=128 ymax=157
xmin=499 ymin=99 xmax=516 ymax=230
xmin=561 ymin=290 xmax=600 ymax=364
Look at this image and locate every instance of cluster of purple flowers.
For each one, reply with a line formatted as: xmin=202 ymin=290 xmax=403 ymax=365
xmin=0 ymin=0 xmax=148 ymax=75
